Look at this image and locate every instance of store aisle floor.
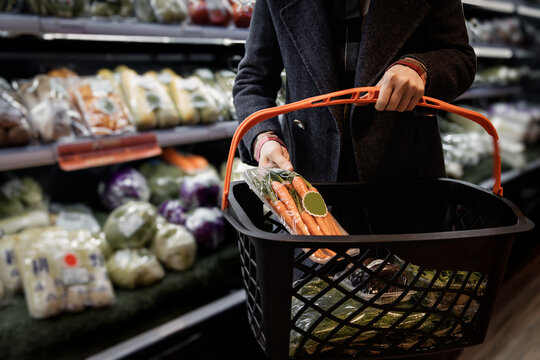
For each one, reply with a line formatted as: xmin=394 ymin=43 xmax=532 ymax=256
xmin=458 ymin=248 xmax=540 ymax=360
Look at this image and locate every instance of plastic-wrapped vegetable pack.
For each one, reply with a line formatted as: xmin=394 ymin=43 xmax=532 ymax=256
xmin=184 ymin=207 xmax=225 ymax=250
xmin=14 ymin=75 xmax=89 ymax=142
xmin=0 ymin=234 xmax=22 ymax=300
xmin=0 ymin=78 xmax=32 ymax=148
xmin=150 ymin=0 xmax=188 ymax=23
xmin=289 ymin=255 xmax=486 ymax=357
xmin=229 ymin=0 xmax=254 ymax=28
xmin=180 ymin=169 xmax=221 ymax=208
xmin=99 ymin=167 xmax=151 ymax=211
xmin=193 ymin=68 xmax=232 ymax=121
xmin=159 ymin=69 xmax=220 ymax=124
xmin=26 ymin=0 xmax=86 ymax=17
xmin=89 ymin=0 xmax=134 ymax=17
xmin=103 ymin=201 xmax=157 ymax=250
xmin=188 ymin=0 xmax=231 ymax=26
xmin=151 ymin=223 xmax=196 ymax=271
xmin=15 ymin=227 xmax=115 ymax=319
xmin=50 ymin=203 xmax=101 ymax=234
xmin=106 ymin=248 xmax=165 ymax=289
xmin=139 ymin=161 xmax=185 ymax=205
xmin=70 ymin=77 xmax=134 ymax=136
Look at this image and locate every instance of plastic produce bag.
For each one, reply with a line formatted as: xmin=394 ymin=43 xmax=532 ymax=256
xmin=0 ymin=175 xmax=45 ymax=219
xmin=229 ymin=0 xmax=254 ymax=28
xmin=14 ymin=75 xmax=89 ymax=142
xmin=151 ymin=0 xmax=187 ymax=23
xmin=158 ymin=199 xmax=188 ymax=225
xmin=188 ymin=0 xmax=231 ymax=26
xmin=103 ymin=201 xmax=157 ymax=250
xmin=0 ymin=210 xmax=49 ymax=234
xmin=151 ymin=223 xmax=196 ymax=270
xmin=70 ymin=77 xmax=134 ymax=136
xmin=184 ymin=207 xmax=225 ymax=250
xmin=134 ymin=0 xmax=156 ymax=22
xmin=16 ymin=227 xmax=115 ymax=319
xmin=142 ymin=71 xmax=180 ymax=128
xmin=89 ymin=0 xmax=134 ymax=17
xmin=139 ymin=161 xmax=185 ymax=205
xmin=0 ymin=234 xmax=22 ymax=296
xmin=26 ymin=0 xmax=86 ymax=17
xmin=106 ymin=248 xmax=165 ymax=289
xmin=215 ymin=69 xmax=236 ymax=119
xmin=180 ymin=169 xmax=221 ymax=208
xmin=99 ymin=167 xmax=151 ymax=211
xmin=193 ymin=68 xmax=231 ymax=121
xmin=243 ymin=168 xmax=354 ymax=263
xmin=158 ymin=69 xmax=197 ymax=125
xmin=50 ymin=203 xmax=101 ymax=234
xmin=0 ymin=78 xmax=32 ymax=148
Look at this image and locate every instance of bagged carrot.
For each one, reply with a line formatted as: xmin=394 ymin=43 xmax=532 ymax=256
xmin=242 ymin=168 xmax=358 ymax=264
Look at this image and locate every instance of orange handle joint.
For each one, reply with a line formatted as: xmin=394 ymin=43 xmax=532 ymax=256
xmin=221 ymin=87 xmax=503 ymax=209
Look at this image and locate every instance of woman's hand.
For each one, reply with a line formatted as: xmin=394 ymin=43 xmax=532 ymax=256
xmin=375 ymin=64 xmax=425 ymax=112
xmin=255 ymin=133 xmax=293 ymax=170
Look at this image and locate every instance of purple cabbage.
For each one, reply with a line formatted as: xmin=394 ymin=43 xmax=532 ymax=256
xmin=101 ymin=168 xmax=151 ymax=211
xmin=179 ymin=170 xmax=221 ymax=209
xmin=184 ymin=207 xmax=225 ymax=250
xmin=158 ymin=199 xmax=188 ymax=225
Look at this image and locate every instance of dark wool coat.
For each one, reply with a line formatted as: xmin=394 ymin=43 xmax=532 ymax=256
xmin=233 ymin=0 xmax=476 ymax=183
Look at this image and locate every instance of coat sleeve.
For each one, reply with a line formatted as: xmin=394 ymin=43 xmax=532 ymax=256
xmin=232 ymin=0 xmax=285 ymax=165
xmin=405 ymin=0 xmax=476 ymax=102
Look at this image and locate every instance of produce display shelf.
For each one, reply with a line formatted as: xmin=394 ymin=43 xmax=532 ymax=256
xmin=517 ymin=3 xmax=540 ymax=19
xmin=473 ymin=44 xmax=515 ymax=59
xmin=0 ymin=121 xmax=238 ymax=172
xmin=88 ymin=290 xmax=246 ymax=360
xmin=462 ymin=0 xmax=516 ymax=14
xmin=0 ymin=14 xmax=248 ymax=45
xmin=456 ymin=85 xmax=521 ymax=100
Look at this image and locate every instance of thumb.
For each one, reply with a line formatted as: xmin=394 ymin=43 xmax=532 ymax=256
xmin=273 ymin=149 xmax=293 ymax=171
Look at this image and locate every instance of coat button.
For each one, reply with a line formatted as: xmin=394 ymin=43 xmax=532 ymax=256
xmin=293 ymin=119 xmax=305 ymax=129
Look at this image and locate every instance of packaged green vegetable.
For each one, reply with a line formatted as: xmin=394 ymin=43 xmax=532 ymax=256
xmin=151 ymin=0 xmax=187 ymax=23
xmin=89 ymin=0 xmax=134 ymax=17
xmin=103 ymin=201 xmax=158 ymax=250
xmin=0 ymin=234 xmax=22 ymax=295
xmin=151 ymin=223 xmax=196 ymax=271
xmin=107 ymin=248 xmax=165 ymax=289
xmin=0 ymin=209 xmax=50 ymax=235
xmin=139 ymin=161 xmax=185 ymax=205
xmin=0 ymin=176 xmax=45 ymax=219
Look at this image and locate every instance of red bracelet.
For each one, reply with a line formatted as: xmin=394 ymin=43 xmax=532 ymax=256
xmin=387 ymin=59 xmax=427 ymax=83
xmin=254 ymin=135 xmax=286 ymax=162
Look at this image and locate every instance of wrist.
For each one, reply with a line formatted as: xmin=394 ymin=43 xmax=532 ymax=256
xmin=254 ymin=133 xmax=285 ymax=162
xmin=387 ymin=58 xmax=428 ymax=85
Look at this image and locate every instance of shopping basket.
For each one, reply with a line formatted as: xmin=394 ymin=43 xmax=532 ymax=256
xmin=221 ymin=87 xmax=534 ymax=359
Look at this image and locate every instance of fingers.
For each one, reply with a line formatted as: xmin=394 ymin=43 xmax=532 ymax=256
xmin=375 ymin=65 xmax=424 ymax=112
xmin=259 ymin=141 xmax=293 ymax=171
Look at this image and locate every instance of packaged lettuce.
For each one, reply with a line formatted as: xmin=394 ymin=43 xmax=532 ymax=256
xmin=103 ymin=201 xmax=157 ymax=250
xmin=0 ymin=234 xmax=22 ymax=295
xmin=151 ymin=223 xmax=196 ymax=271
xmin=16 ymin=227 xmax=115 ymax=319
xmin=0 ymin=209 xmax=50 ymax=235
xmin=107 ymin=248 xmax=165 ymax=289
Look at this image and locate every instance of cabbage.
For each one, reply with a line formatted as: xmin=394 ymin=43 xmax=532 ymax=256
xmin=103 ymin=201 xmax=157 ymax=250
xmin=107 ymin=248 xmax=165 ymax=289
xmin=151 ymin=223 xmax=196 ymax=271
xmin=180 ymin=169 xmax=221 ymax=208
xmin=184 ymin=207 xmax=225 ymax=250
xmin=100 ymin=168 xmax=151 ymax=211
xmin=141 ymin=162 xmax=184 ymax=205
xmin=158 ymin=199 xmax=188 ymax=225
xmin=0 ymin=176 xmax=45 ymax=218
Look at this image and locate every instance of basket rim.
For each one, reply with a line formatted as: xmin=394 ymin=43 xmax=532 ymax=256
xmin=224 ymin=178 xmax=534 ymax=245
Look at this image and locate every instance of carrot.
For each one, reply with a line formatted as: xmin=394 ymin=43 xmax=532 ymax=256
xmin=283 ymin=181 xmax=293 ymax=191
xmin=271 ymin=199 xmax=295 ymax=231
xmin=162 ymin=148 xmax=197 ymax=171
xmin=300 ymin=210 xmax=323 ymax=235
xmin=292 ymin=176 xmax=310 ymax=198
xmin=271 ymin=181 xmax=309 ymax=235
xmin=314 ymin=216 xmax=333 ymax=235
xmin=187 ymin=154 xmax=209 ymax=169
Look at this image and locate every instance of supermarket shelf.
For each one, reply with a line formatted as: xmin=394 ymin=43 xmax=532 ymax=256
xmin=517 ymin=3 xmax=540 ymax=19
xmin=480 ymin=157 xmax=540 ymax=189
xmin=88 ymin=290 xmax=246 ymax=360
xmin=0 ymin=122 xmax=238 ymax=172
xmin=456 ymin=85 xmax=521 ymax=100
xmin=473 ymin=45 xmax=514 ymax=59
xmin=0 ymin=14 xmax=248 ymax=45
xmin=462 ymin=0 xmax=516 ymax=13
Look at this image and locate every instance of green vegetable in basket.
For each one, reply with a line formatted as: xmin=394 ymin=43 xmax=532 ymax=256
xmin=103 ymin=201 xmax=157 ymax=250
xmin=106 ymin=248 xmax=165 ymax=289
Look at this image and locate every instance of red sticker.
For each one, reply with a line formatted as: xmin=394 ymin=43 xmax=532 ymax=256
xmin=64 ymin=253 xmax=78 ymax=267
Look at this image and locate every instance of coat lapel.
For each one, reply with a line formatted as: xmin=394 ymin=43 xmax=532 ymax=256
xmin=354 ymin=0 xmax=430 ymax=87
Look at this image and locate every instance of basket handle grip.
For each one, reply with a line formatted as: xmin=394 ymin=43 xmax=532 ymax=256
xmin=222 ymin=86 xmax=502 ymax=209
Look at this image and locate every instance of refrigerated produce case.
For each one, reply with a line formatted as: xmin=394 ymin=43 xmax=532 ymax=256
xmin=0 ymin=1 xmax=540 ymax=359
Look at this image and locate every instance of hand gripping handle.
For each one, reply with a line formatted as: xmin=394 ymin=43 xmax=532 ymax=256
xmin=221 ymin=87 xmax=503 ymax=209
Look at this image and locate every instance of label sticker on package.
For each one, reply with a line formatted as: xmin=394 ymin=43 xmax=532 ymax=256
xmin=62 ymin=267 xmax=90 ymax=286
xmin=118 ymin=212 xmax=144 ymax=238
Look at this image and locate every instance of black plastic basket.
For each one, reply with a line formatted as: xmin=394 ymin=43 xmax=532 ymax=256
xmin=221 ymin=88 xmax=534 ymax=359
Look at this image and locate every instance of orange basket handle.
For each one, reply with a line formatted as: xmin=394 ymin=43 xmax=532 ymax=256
xmin=222 ymin=86 xmax=502 ymax=209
